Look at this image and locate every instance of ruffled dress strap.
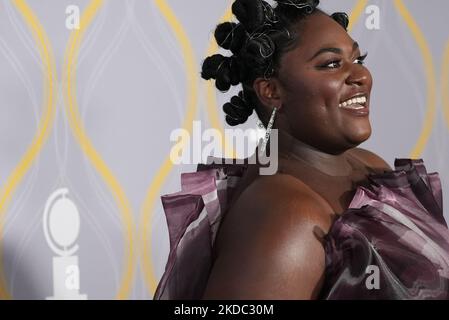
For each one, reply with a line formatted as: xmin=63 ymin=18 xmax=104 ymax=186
xmin=154 ymin=158 xmax=247 ymax=299
xmin=322 ymin=159 xmax=449 ymax=299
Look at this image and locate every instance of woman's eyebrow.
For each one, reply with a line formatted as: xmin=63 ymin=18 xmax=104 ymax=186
xmin=308 ymin=41 xmax=360 ymax=61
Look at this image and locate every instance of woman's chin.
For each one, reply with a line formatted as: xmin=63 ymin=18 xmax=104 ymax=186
xmin=345 ymin=127 xmax=372 ymax=147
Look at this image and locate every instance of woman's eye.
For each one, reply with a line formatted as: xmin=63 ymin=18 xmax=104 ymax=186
xmin=354 ymin=53 xmax=368 ymax=65
xmin=322 ymin=61 xmax=341 ymax=69
xmin=319 ymin=52 xmax=368 ymax=69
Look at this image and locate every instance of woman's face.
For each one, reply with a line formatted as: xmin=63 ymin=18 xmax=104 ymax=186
xmin=276 ymin=11 xmax=373 ymax=155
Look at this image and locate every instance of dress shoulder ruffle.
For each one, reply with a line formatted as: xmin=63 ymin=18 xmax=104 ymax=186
xmin=154 ymin=158 xmax=448 ymax=300
xmin=322 ymin=158 xmax=448 ymax=299
xmin=154 ymin=160 xmax=247 ymax=299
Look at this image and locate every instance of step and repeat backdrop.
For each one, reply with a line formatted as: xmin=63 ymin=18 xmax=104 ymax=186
xmin=0 ymin=0 xmax=448 ymax=299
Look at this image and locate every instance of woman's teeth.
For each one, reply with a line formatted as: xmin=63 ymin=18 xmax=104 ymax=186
xmin=338 ymin=96 xmax=367 ymax=109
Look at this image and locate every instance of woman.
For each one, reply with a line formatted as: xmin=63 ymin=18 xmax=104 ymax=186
xmin=155 ymin=0 xmax=449 ymax=299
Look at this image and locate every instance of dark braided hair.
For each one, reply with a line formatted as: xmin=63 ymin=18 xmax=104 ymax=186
xmin=201 ymin=0 xmax=349 ymax=127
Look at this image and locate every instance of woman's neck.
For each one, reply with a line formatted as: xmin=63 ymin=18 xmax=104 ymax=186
xmin=277 ymin=130 xmax=353 ymax=177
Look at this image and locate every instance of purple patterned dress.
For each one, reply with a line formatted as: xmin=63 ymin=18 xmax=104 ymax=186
xmin=154 ymin=158 xmax=449 ymax=300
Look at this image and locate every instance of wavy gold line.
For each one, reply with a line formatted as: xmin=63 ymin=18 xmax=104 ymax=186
xmin=393 ymin=0 xmax=436 ymax=158
xmin=348 ymin=0 xmax=369 ymax=33
xmin=140 ymin=0 xmax=199 ymax=296
xmin=204 ymin=4 xmax=235 ymax=158
xmin=441 ymin=40 xmax=449 ymax=131
xmin=62 ymin=0 xmax=136 ymax=300
xmin=0 ymin=0 xmax=57 ymax=299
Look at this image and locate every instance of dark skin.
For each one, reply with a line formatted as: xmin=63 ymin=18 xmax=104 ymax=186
xmin=202 ymin=11 xmax=392 ymax=299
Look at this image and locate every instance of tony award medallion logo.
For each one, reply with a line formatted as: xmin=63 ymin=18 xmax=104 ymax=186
xmin=43 ymin=188 xmax=87 ymax=300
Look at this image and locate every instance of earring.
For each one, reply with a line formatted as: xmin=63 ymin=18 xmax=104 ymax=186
xmin=260 ymin=107 xmax=277 ymax=154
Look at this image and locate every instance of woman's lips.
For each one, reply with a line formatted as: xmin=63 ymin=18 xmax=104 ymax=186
xmin=338 ymin=95 xmax=369 ymax=117
xmin=339 ymin=104 xmax=370 ymax=116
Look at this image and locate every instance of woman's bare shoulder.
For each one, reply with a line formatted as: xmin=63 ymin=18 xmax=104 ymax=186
xmin=226 ymin=173 xmax=335 ymax=232
xmin=204 ymin=174 xmax=335 ymax=299
xmin=349 ymin=147 xmax=392 ymax=171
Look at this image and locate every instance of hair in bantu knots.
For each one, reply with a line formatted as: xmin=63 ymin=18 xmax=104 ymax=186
xmin=201 ymin=0 xmax=349 ymax=127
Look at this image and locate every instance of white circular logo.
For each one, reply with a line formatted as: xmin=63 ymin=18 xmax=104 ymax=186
xmin=48 ymin=197 xmax=80 ymax=248
xmin=43 ymin=188 xmax=80 ymax=256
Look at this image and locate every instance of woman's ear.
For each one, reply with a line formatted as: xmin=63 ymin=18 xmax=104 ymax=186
xmin=253 ymin=78 xmax=283 ymax=111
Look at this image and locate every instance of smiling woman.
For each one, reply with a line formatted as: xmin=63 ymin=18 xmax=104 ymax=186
xmin=154 ymin=0 xmax=449 ymax=300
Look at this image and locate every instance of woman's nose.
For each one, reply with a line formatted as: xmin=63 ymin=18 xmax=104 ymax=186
xmin=346 ymin=65 xmax=370 ymax=87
